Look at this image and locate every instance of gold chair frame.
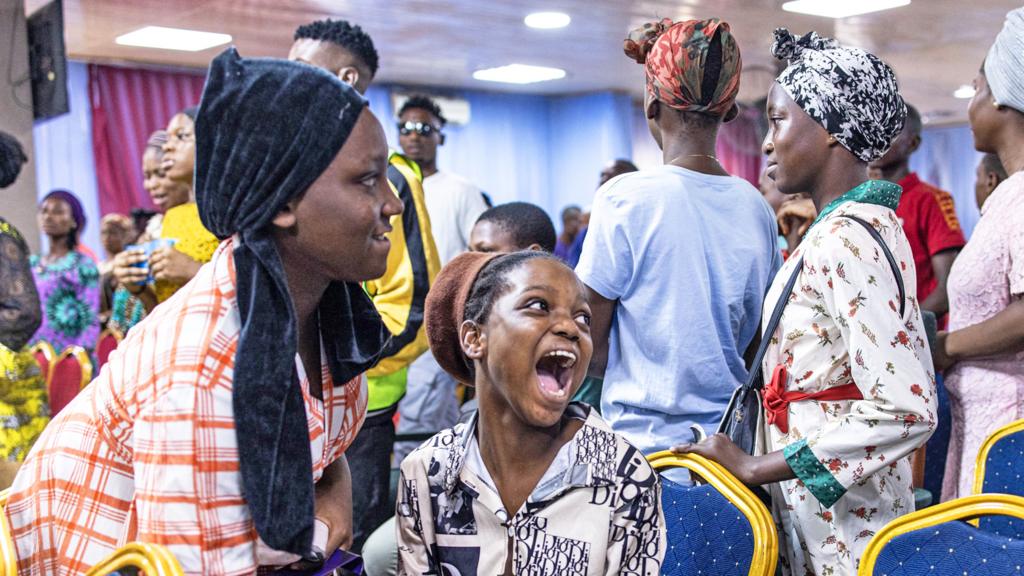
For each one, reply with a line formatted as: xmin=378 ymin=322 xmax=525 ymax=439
xmin=857 ymin=493 xmax=1024 ymax=576
xmin=28 ymin=341 xmax=57 ymax=386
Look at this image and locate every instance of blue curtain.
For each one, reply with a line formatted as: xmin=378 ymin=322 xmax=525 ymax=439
xmin=364 ymin=85 xmax=398 ymax=147
xmin=433 ymin=91 xmax=552 ymax=211
xmin=546 ymin=92 xmax=635 ymax=215
xmin=910 ymin=124 xmax=982 ymax=239
xmin=377 ymin=88 xmax=635 ymax=220
xmin=32 ymin=61 xmax=102 ymax=256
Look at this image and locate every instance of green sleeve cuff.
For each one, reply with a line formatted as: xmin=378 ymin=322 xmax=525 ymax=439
xmin=783 ymin=439 xmax=847 ymax=508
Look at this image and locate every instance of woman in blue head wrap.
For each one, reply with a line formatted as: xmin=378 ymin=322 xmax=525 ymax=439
xmin=674 ymin=29 xmax=936 ymax=574
xmin=6 ymin=48 xmax=402 ymax=574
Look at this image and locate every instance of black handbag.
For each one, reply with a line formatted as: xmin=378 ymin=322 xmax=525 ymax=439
xmin=717 ymin=254 xmax=804 ymax=456
xmin=717 ymin=214 xmax=906 ymax=456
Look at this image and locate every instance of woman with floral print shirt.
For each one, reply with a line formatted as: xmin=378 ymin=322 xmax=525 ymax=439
xmin=675 ymin=29 xmax=935 ymax=575
xmin=29 ymin=190 xmax=100 ymax=356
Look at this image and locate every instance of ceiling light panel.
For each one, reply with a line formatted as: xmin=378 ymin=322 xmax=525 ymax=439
xmin=472 ymin=64 xmax=566 ymax=85
xmin=524 ymin=12 xmax=571 ymax=29
xmin=115 ymin=26 xmax=232 ymax=52
xmin=953 ymin=85 xmax=976 ymax=99
xmin=782 ymin=0 xmax=911 ymax=19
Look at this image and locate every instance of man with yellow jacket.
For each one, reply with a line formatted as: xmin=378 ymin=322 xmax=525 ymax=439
xmin=290 ymin=19 xmax=441 ymax=551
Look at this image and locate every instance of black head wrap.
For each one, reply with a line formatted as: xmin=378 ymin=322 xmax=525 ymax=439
xmin=0 ymin=131 xmax=27 ymax=189
xmin=194 ymin=47 xmax=390 ymax=556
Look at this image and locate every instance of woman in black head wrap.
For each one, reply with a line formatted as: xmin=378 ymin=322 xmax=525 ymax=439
xmin=674 ymin=30 xmax=936 ymax=574
xmin=7 ymin=48 xmax=402 ymax=574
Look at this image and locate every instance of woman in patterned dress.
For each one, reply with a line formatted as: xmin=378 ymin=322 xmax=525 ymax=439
xmin=6 ymin=50 xmax=402 ymax=575
xmin=0 ymin=131 xmax=47 ymax=484
xmin=933 ymin=7 xmax=1024 ymax=501
xmin=29 ymin=190 xmax=100 ymax=356
xmin=675 ymin=29 xmax=936 ymax=575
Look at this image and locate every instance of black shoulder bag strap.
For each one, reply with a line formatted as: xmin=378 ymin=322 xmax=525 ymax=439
xmin=842 ymin=214 xmax=906 ymax=318
xmin=744 ymin=256 xmax=804 ymax=392
xmin=743 ymin=214 xmax=905 ymax=393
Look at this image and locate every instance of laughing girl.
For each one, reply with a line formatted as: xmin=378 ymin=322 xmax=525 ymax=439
xmin=396 ymin=251 xmax=665 ymax=576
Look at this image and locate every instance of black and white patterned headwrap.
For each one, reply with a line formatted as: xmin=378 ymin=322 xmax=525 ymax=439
xmin=771 ymin=28 xmax=906 ymax=163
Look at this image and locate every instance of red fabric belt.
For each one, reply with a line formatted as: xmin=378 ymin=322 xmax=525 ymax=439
xmin=763 ymin=365 xmax=864 ymax=434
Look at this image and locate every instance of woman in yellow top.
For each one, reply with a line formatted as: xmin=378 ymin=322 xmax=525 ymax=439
xmin=113 ymin=107 xmax=220 ymax=310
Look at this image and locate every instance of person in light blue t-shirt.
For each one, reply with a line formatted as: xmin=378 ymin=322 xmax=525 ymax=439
xmin=576 ymin=17 xmax=780 ymax=459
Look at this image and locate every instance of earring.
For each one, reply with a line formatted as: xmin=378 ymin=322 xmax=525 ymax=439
xmin=827 ymin=135 xmax=838 ymax=144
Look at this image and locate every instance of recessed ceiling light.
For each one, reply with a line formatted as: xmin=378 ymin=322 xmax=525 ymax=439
xmin=782 ymin=0 xmax=910 ymax=19
xmin=524 ymin=12 xmax=571 ymax=29
xmin=115 ymin=26 xmax=232 ymax=52
xmin=472 ymin=64 xmax=566 ymax=85
xmin=953 ymin=85 xmax=976 ymax=99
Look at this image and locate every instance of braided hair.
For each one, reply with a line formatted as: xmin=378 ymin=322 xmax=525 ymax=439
xmin=0 ymin=131 xmax=28 ymax=189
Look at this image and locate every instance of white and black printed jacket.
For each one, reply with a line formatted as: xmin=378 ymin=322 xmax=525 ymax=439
xmin=395 ymin=402 xmax=665 ymax=576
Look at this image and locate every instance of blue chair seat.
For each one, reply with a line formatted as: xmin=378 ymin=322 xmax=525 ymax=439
xmin=871 ymin=519 xmax=1024 ymax=576
xmin=660 ymin=478 xmax=755 ymax=576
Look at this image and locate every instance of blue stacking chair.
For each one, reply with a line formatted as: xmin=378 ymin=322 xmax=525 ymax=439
xmin=859 ymin=493 xmax=1024 ymax=576
xmin=973 ymin=418 xmax=1024 ymax=538
xmin=646 ymin=451 xmax=777 ymax=576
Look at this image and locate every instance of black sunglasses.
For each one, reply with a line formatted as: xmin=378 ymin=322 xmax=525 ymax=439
xmin=397 ymin=121 xmax=441 ymax=137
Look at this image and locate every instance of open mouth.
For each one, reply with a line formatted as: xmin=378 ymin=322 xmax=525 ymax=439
xmin=535 ymin=349 xmax=576 ymax=399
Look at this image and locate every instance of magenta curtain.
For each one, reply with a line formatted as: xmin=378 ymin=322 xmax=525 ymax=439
xmin=89 ymin=64 xmax=205 ymax=216
xmin=716 ymin=105 xmax=765 ymax=186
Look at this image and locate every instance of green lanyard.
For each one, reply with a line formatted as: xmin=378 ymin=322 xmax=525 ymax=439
xmin=809 ymin=180 xmax=902 ymax=230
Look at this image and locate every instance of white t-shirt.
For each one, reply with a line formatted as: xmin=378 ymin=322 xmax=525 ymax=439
xmin=576 ymin=164 xmax=781 ymax=454
xmin=422 ymin=170 xmax=489 ymax=265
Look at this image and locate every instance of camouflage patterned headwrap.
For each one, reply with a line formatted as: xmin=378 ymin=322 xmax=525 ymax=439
xmin=624 ymin=18 xmax=742 ymax=118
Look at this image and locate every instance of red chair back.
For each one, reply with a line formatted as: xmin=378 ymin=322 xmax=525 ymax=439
xmin=29 ymin=342 xmax=56 ymax=386
xmin=96 ymin=328 xmax=122 ymax=371
xmin=49 ymin=346 xmax=93 ymax=415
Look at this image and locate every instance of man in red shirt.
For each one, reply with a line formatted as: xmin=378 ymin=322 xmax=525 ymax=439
xmin=870 ymin=104 xmax=965 ymax=320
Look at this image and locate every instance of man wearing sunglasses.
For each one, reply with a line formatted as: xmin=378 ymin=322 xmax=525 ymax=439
xmin=289 ymin=19 xmax=442 ymax=553
xmin=397 ymin=95 xmax=489 ymax=266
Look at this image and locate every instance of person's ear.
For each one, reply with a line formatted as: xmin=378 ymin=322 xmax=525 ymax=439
xmin=460 ymin=319 xmax=485 ymax=362
xmin=986 ymin=172 xmax=1000 ymax=193
xmin=337 ymin=66 xmax=360 ymax=89
xmin=438 ymin=132 xmax=446 ymax=146
xmin=645 ymin=98 xmax=660 ymax=121
xmin=723 ymin=103 xmax=739 ymax=123
xmin=271 ymin=200 xmax=298 ymax=230
xmin=909 ymin=133 xmax=922 ymax=154
xmin=527 ymin=243 xmax=543 ymax=252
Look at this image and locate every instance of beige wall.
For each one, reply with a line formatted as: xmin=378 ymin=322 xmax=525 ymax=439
xmin=1 ymin=0 xmax=40 ymax=253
